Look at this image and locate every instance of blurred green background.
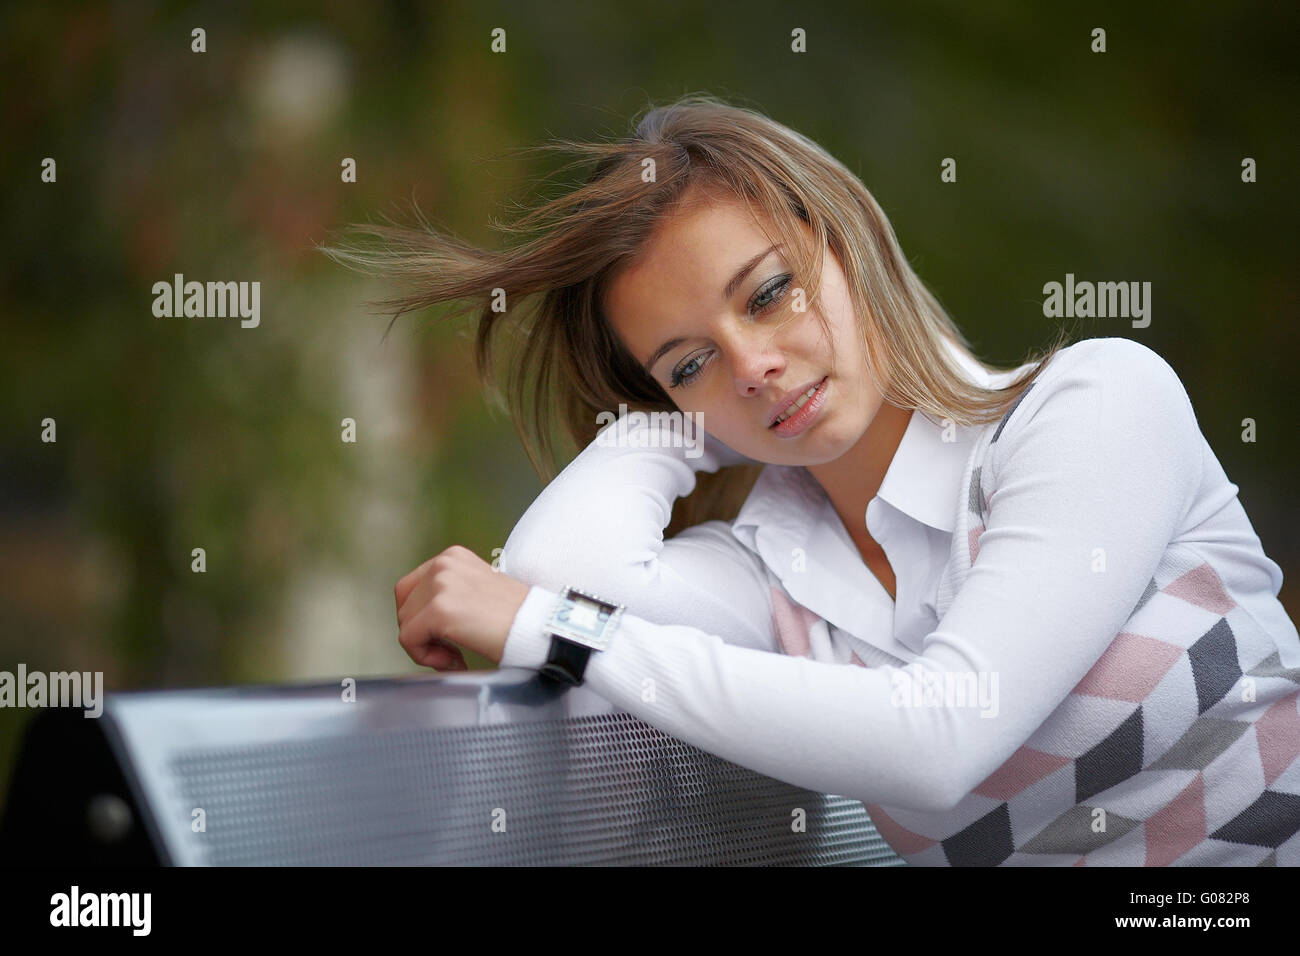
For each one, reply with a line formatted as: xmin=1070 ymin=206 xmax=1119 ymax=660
xmin=1 ymin=1 xmax=1296 ymax=814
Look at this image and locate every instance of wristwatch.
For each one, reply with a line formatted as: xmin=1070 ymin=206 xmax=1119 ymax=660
xmin=538 ymin=586 xmax=625 ymax=686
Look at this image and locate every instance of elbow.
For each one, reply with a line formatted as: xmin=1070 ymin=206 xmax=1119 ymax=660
xmin=922 ymin=775 xmax=974 ymax=815
xmin=926 ymin=740 xmax=1021 ymax=814
xmin=496 ymin=545 xmax=570 ymax=593
xmin=903 ymin=745 xmax=985 ymax=815
xmin=498 ymin=538 xmax=640 ymax=599
xmin=900 ymin=771 xmax=967 ymax=815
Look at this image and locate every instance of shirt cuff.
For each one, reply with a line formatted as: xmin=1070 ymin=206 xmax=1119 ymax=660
xmin=500 ymin=584 xmax=561 ymax=670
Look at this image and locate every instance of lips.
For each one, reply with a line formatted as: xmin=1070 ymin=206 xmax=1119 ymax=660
xmin=768 ymin=377 xmax=827 ymax=427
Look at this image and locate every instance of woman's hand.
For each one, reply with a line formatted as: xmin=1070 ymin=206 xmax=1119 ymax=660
xmin=395 ymin=545 xmax=531 ymax=669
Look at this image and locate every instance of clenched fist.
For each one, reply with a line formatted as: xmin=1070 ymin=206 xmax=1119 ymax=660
xmin=395 ymin=545 xmax=531 ymax=670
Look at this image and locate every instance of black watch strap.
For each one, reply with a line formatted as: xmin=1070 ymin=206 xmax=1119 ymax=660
xmin=537 ymin=586 xmax=625 ymax=687
xmin=539 ymin=637 xmax=592 ymax=686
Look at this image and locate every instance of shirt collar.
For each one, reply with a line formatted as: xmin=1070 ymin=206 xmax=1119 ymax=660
xmin=727 ymin=337 xmax=1017 ymax=658
xmin=733 ymin=336 xmax=996 ymax=539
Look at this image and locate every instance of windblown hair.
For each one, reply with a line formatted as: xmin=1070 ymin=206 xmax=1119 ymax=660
xmin=319 ymin=93 xmax=1072 ymax=538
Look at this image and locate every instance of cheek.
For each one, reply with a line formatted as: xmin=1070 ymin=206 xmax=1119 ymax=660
xmin=688 ymin=395 xmax=741 ymax=439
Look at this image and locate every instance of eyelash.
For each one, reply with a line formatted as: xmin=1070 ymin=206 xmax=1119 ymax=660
xmin=669 ymin=274 xmax=793 ymax=389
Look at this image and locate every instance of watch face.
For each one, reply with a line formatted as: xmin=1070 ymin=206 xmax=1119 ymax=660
xmin=548 ymin=589 xmax=622 ymax=650
xmin=557 ymin=596 xmax=606 ymax=638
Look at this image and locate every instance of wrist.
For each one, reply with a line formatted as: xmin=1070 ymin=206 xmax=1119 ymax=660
xmin=500 ymin=585 xmax=561 ymax=670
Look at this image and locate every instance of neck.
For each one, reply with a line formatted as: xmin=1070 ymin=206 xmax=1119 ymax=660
xmin=806 ymin=401 xmax=914 ymax=537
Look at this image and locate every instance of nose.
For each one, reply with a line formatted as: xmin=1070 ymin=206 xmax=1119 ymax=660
xmin=727 ymin=329 xmax=786 ymax=395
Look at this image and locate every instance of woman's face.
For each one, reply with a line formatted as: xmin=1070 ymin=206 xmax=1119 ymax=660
xmin=604 ymin=189 xmax=883 ymax=466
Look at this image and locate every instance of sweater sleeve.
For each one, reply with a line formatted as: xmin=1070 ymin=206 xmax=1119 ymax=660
xmin=497 ymin=414 xmax=779 ymax=655
xmin=502 ymin=338 xmax=1203 ymax=814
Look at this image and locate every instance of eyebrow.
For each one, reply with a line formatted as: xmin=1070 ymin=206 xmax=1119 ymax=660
xmin=641 ymin=243 xmax=783 ymax=376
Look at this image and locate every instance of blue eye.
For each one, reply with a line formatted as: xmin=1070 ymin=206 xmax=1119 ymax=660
xmin=751 ymin=274 xmax=792 ymax=313
xmin=668 ymin=274 xmax=793 ymax=390
xmin=670 ymin=353 xmax=708 ymax=388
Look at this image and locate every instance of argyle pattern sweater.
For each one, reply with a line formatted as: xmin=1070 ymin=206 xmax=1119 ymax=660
xmin=798 ymin=381 xmax=1300 ymax=866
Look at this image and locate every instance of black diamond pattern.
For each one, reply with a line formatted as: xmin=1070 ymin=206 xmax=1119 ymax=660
xmin=1132 ymin=577 xmax=1159 ymax=617
xmin=942 ymin=802 xmax=1015 ymax=866
xmin=1075 ymin=706 xmax=1144 ymax=803
xmin=1210 ymin=791 xmax=1300 ymax=848
xmin=1188 ymin=618 xmax=1242 ymax=714
xmin=968 ymin=466 xmax=984 ymax=520
xmin=991 ymin=383 xmax=1034 ymax=444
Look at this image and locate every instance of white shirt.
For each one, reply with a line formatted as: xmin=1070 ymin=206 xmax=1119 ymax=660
xmin=737 ymin=337 xmax=1003 ymax=666
xmin=730 ymin=389 xmax=976 ymax=666
xmin=496 ymin=336 xmax=1300 ymax=862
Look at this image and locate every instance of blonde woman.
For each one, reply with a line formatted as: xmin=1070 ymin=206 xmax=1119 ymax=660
xmin=329 ymin=94 xmax=1300 ymax=866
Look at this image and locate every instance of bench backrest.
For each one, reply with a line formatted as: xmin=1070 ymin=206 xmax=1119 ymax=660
xmin=1 ymin=670 xmax=905 ymax=866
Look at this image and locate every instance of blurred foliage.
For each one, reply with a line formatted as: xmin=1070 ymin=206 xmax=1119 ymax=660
xmin=0 ymin=0 xmax=1295 ymax=814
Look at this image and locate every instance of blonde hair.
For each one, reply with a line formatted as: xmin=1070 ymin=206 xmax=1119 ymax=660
xmin=320 ymin=93 xmax=1073 ymax=538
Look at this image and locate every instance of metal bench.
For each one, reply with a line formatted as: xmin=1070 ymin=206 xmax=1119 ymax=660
xmin=1 ymin=669 xmax=905 ymax=866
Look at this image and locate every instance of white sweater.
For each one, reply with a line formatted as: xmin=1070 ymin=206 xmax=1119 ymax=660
xmin=498 ymin=336 xmax=1300 ymax=865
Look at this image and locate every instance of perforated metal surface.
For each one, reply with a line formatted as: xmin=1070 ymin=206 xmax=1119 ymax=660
xmin=103 ymin=672 xmax=906 ymax=866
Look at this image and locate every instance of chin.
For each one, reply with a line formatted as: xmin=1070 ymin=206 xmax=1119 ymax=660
xmin=796 ymin=423 xmax=861 ymax=465
xmin=754 ymin=439 xmax=833 ymax=469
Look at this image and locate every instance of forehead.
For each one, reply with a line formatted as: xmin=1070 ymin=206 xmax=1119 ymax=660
xmin=604 ymin=191 xmax=773 ymax=345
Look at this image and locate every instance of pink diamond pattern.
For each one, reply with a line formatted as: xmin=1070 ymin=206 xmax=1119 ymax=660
xmin=1164 ymin=562 xmax=1237 ymax=615
xmin=1255 ymin=690 xmax=1300 ymax=787
xmin=973 ymin=746 xmax=1072 ymax=801
xmin=768 ymin=585 xmax=818 ymax=658
xmin=1072 ymin=631 xmax=1183 ymax=701
xmin=864 ymin=803 xmax=938 ymax=855
xmin=968 ymin=523 xmax=983 ymax=565
xmin=1143 ymin=772 xmax=1206 ymax=866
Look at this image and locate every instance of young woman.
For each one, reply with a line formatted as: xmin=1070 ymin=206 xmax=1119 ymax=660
xmin=331 ymin=94 xmax=1300 ymax=866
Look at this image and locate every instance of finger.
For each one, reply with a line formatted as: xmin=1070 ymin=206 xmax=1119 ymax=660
xmin=419 ymin=639 xmax=467 ymax=671
xmin=434 ymin=647 xmax=468 ymax=671
xmin=422 ymin=645 xmax=461 ymax=670
xmin=398 ymin=603 xmax=458 ymax=666
xmin=396 ymin=572 xmax=431 ymax=629
xmin=395 ymin=553 xmax=443 ymax=608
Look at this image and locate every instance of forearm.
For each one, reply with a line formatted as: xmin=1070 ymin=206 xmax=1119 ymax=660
xmin=502 ymin=584 xmax=984 ymax=812
xmin=498 ymin=416 xmax=775 ymax=651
